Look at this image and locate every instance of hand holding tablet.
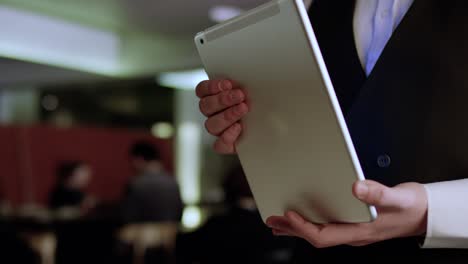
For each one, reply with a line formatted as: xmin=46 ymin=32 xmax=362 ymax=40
xmin=195 ymin=0 xmax=377 ymax=224
xmin=196 ymin=79 xmax=248 ymax=154
xmin=193 ymin=0 xmax=432 ymax=249
xmin=195 ymin=82 xmax=427 ymax=246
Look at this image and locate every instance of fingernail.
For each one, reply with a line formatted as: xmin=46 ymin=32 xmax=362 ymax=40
xmin=235 ymin=104 xmax=247 ymax=115
xmin=356 ymin=182 xmax=369 ymax=200
xmin=268 ymin=223 xmax=278 ymax=229
xmin=231 ymin=90 xmax=244 ymax=103
xmin=222 ymin=80 xmax=232 ymax=91
xmin=266 ymin=219 xmax=276 ymax=229
xmin=230 ymin=91 xmax=240 ymax=101
xmin=272 ymin=230 xmax=282 ymax=236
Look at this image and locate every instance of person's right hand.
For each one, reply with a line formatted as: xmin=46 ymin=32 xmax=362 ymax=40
xmin=196 ymin=79 xmax=249 ymax=154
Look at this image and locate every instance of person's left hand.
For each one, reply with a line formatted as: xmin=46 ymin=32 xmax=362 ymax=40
xmin=266 ymin=180 xmax=428 ymax=247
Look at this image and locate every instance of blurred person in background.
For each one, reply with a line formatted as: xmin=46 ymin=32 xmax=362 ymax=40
xmin=176 ymin=165 xmax=293 ymax=264
xmin=121 ymin=141 xmax=183 ymax=223
xmin=49 ymin=161 xmax=95 ymax=213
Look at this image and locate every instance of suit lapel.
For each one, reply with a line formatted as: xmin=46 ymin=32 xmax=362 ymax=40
xmin=308 ymin=0 xmax=366 ymax=114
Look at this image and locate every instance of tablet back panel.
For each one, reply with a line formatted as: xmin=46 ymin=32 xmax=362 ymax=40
xmin=195 ymin=0 xmax=377 ymax=223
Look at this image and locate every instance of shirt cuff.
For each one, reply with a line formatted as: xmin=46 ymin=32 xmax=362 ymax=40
xmin=422 ymin=179 xmax=468 ymax=248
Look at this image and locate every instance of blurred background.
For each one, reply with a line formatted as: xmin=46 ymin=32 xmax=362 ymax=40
xmin=0 ymin=0 xmax=295 ymax=263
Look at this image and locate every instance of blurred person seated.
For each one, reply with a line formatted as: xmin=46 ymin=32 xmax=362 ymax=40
xmin=176 ymin=165 xmax=294 ymax=264
xmin=49 ymin=161 xmax=95 ymax=214
xmin=121 ymin=141 xmax=183 ymax=223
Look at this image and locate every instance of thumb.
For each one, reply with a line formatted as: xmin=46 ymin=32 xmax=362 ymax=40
xmin=353 ymin=180 xmax=406 ymax=207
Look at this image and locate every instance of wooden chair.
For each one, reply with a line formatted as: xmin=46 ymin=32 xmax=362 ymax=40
xmin=118 ymin=222 xmax=178 ymax=264
xmin=22 ymin=232 xmax=57 ymax=264
xmin=14 ymin=205 xmax=57 ymax=264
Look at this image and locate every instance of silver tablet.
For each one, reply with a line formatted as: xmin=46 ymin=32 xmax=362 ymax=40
xmin=195 ymin=0 xmax=377 ymax=224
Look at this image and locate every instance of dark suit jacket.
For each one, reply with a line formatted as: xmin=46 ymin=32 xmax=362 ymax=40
xmin=121 ymin=171 xmax=183 ymax=223
xmin=292 ymin=0 xmax=468 ymax=262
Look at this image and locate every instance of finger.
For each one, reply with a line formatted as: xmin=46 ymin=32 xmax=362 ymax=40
xmin=266 ymin=216 xmax=297 ymax=235
xmin=272 ymin=229 xmax=291 ymax=236
xmin=353 ymin=180 xmax=409 ymax=208
xmin=196 ymin=79 xmax=233 ymax=98
xmin=283 ymin=211 xmax=322 ymax=243
xmin=219 ymin=122 xmax=242 ymax=146
xmin=205 ymin=103 xmax=248 ymax=136
xmin=213 ymin=138 xmax=235 ymax=154
xmin=213 ymin=123 xmax=242 ymax=154
xmin=285 ymin=211 xmax=372 ymax=248
xmin=348 ymin=241 xmax=374 ymax=247
xmin=199 ymin=89 xmax=246 ymax=117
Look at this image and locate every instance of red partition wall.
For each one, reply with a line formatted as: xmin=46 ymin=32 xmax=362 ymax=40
xmin=0 ymin=125 xmax=173 ymax=207
xmin=0 ymin=126 xmax=23 ymax=206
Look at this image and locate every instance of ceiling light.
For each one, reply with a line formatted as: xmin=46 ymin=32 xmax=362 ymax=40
xmin=209 ymin=5 xmax=243 ymax=22
xmin=157 ymin=69 xmax=208 ymax=90
xmin=151 ymin=122 xmax=174 ymax=139
xmin=41 ymin=94 xmax=59 ymax=111
xmin=182 ymin=205 xmax=202 ymax=229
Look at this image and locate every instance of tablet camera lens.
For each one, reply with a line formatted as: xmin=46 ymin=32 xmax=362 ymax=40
xmin=200 ymin=39 xmax=204 ymax=44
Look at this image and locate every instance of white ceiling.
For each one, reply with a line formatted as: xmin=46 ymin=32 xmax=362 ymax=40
xmin=121 ymin=0 xmax=269 ymax=35
xmin=1 ymin=0 xmax=268 ymax=35
xmin=0 ymin=0 xmax=269 ymax=86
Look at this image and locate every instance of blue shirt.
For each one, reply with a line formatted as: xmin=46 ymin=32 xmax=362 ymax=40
xmin=353 ymin=0 xmax=414 ymax=75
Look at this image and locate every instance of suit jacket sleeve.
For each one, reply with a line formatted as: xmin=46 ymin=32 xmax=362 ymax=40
xmin=422 ymin=179 xmax=468 ymax=248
